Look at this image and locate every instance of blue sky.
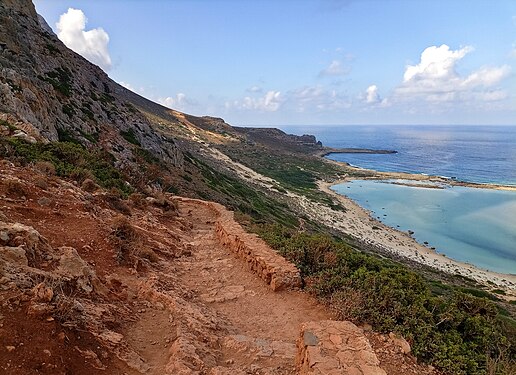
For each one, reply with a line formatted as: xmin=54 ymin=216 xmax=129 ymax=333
xmin=34 ymin=0 xmax=516 ymax=126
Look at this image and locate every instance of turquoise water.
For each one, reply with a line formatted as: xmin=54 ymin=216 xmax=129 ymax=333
xmin=332 ymin=180 xmax=516 ymax=274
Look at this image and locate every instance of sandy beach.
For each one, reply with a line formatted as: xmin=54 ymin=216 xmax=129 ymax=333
xmin=313 ymin=178 xmax=516 ymax=297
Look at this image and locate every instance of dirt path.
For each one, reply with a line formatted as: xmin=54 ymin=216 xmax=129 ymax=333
xmin=172 ymin=200 xmax=331 ymax=373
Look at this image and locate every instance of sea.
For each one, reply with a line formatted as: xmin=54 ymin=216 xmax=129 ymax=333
xmin=281 ymin=125 xmax=516 ymax=275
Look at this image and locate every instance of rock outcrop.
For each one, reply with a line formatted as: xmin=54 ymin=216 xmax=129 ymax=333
xmin=297 ymin=321 xmax=387 ymax=375
xmin=0 ymin=0 xmax=183 ymax=168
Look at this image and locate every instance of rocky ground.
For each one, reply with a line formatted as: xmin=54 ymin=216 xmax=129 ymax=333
xmin=0 ymin=161 xmax=441 ymax=374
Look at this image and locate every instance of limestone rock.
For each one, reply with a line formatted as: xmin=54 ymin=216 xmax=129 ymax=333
xmin=31 ymin=282 xmax=54 ymax=302
xmin=297 ymin=321 xmax=387 ymax=375
xmin=0 ymin=221 xmax=52 ymax=262
xmin=389 ymin=332 xmax=411 ymax=355
xmin=57 ymin=246 xmax=96 ymax=293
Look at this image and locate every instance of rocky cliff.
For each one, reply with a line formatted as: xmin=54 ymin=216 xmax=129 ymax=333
xmin=0 ymin=0 xmax=182 ymax=168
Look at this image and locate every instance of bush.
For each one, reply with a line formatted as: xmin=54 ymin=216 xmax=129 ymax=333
xmin=256 ymin=224 xmax=516 ymax=375
xmin=34 ymin=161 xmax=55 ymax=175
xmin=34 ymin=176 xmax=49 ymax=190
xmin=0 ymin=137 xmax=132 ymax=196
xmin=128 ymin=192 xmax=147 ymax=208
xmin=81 ymin=178 xmax=98 ymax=193
xmin=136 ymin=247 xmax=159 ymax=263
xmin=153 ymin=193 xmax=178 ymax=216
xmin=111 ymin=216 xmax=137 ymax=263
xmin=5 ymin=179 xmax=27 ymax=198
xmin=120 ymin=128 xmax=140 ymax=146
xmin=104 ymin=189 xmax=131 ymax=215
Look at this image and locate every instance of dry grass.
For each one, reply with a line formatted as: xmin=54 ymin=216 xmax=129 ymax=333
xmin=104 ymin=188 xmax=132 ymax=215
xmin=34 ymin=176 xmax=49 ymax=190
xmin=81 ymin=178 xmax=98 ymax=193
xmin=153 ymin=193 xmax=178 ymax=217
xmin=5 ymin=179 xmax=27 ymax=197
xmin=128 ymin=192 xmax=148 ymax=209
xmin=111 ymin=215 xmax=137 ymax=263
xmin=34 ymin=161 xmax=55 ymax=175
xmin=136 ymin=247 xmax=159 ymax=263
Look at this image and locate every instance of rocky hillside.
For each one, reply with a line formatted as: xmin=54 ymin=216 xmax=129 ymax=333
xmin=0 ymin=0 xmax=182 ymax=166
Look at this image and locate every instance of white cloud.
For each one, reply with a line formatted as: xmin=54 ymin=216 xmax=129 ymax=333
xmin=319 ymin=60 xmax=350 ymax=77
xmin=247 ymin=85 xmax=263 ymax=93
xmin=462 ymin=65 xmax=511 ymax=87
xmin=403 ymin=45 xmax=472 ymax=83
xmin=158 ymin=93 xmax=194 ymax=110
xmin=56 ymin=8 xmax=112 ymax=70
xmin=361 ymin=84 xmax=389 ymax=107
xmin=394 ymin=44 xmax=511 ymax=103
xmin=365 ymin=85 xmax=380 ymax=104
xmin=230 ymin=90 xmax=283 ymax=112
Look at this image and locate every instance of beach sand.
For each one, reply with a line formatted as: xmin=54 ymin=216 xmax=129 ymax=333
xmin=315 ymin=178 xmax=516 ymax=297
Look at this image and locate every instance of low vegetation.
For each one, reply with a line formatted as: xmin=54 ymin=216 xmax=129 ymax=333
xmin=0 ymin=137 xmax=131 ymax=195
xmin=256 ymin=224 xmax=516 ymax=375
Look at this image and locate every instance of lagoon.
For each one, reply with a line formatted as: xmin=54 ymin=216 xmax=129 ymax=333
xmin=332 ymin=180 xmax=516 ymax=275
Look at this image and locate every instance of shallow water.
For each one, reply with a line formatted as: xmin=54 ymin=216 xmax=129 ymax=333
xmin=332 ymin=180 xmax=516 ymax=275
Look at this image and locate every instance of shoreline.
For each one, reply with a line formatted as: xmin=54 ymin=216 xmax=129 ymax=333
xmin=316 ymin=176 xmax=516 ymax=296
xmin=327 ymin=158 xmax=516 ymax=192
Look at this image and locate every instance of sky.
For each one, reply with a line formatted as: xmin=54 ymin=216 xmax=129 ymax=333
xmin=33 ymin=0 xmax=516 ymax=126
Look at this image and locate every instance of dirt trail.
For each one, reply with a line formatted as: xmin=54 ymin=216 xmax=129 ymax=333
xmin=172 ymin=200 xmax=330 ymax=373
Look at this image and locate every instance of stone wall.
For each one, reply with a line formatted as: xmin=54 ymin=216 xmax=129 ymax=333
xmin=175 ymin=197 xmax=302 ymax=291
xmin=296 ymin=321 xmax=387 ymax=375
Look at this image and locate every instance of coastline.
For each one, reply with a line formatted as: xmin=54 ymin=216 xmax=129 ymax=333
xmin=315 ymin=147 xmax=398 ymax=158
xmin=317 ymin=176 xmax=516 ymax=296
xmin=327 ymin=158 xmax=516 ymax=192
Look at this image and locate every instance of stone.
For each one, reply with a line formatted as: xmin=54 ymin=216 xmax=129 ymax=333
xmin=389 ymin=332 xmax=411 ymax=354
xmin=13 ymin=129 xmax=37 ymax=143
xmin=0 ymin=246 xmax=28 ymax=266
xmin=98 ymin=330 xmax=124 ymax=345
xmin=297 ymin=321 xmax=387 ymax=375
xmin=303 ymin=331 xmax=319 ymax=346
xmin=57 ymin=247 xmax=95 ymax=293
xmin=31 ymin=282 xmax=53 ymax=302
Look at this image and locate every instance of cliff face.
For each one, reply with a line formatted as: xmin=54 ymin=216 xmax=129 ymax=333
xmin=0 ymin=0 xmax=182 ymax=167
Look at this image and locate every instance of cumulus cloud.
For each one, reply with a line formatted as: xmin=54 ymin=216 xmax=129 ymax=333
xmin=229 ymin=91 xmax=283 ymax=112
xmin=394 ymin=44 xmax=511 ymax=103
xmin=158 ymin=93 xmax=195 ymax=110
xmin=361 ymin=85 xmax=389 ymax=107
xmin=319 ymin=60 xmax=350 ymax=77
xmin=365 ymin=85 xmax=380 ymax=103
xmin=56 ymin=8 xmax=112 ymax=70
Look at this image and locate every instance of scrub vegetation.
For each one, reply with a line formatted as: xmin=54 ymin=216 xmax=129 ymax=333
xmin=256 ymin=224 xmax=516 ymax=375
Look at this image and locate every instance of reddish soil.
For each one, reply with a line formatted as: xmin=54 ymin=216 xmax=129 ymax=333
xmin=0 ymin=161 xmax=441 ymax=374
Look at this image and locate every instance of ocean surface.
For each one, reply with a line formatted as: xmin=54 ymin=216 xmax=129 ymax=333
xmin=280 ymin=125 xmax=516 ymax=274
xmin=283 ymin=125 xmax=516 ymax=186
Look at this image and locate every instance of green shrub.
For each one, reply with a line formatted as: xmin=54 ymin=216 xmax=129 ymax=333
xmin=0 ymin=137 xmax=132 ymax=196
xmin=256 ymin=224 xmax=516 ymax=375
xmin=38 ymin=67 xmax=72 ymax=96
xmin=120 ymin=128 xmax=140 ymax=146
